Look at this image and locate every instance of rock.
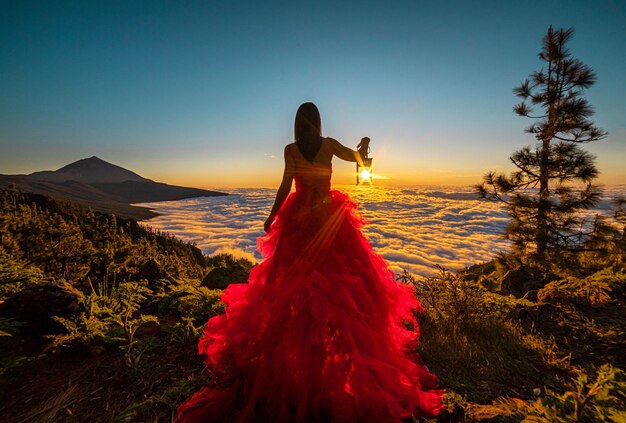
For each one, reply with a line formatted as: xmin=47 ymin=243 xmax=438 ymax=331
xmin=0 ymin=283 xmax=82 ymax=335
xmin=201 ymin=265 xmax=250 ymax=290
xmin=500 ymin=266 xmax=546 ymax=298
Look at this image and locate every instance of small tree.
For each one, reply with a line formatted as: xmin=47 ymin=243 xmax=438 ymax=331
xmin=476 ymin=26 xmax=607 ymax=264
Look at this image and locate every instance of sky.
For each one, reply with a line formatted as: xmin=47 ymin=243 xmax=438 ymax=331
xmin=1 ymin=0 xmax=625 ymax=188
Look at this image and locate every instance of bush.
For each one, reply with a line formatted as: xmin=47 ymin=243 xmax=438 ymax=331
xmin=470 ymin=364 xmax=626 ymax=422
xmin=398 ymin=266 xmax=484 ymax=327
xmin=398 ymin=266 xmax=533 ymax=325
xmin=48 ymin=280 xmax=159 ymax=367
xmin=538 ymin=268 xmax=626 ymax=306
xmin=157 ymin=283 xmax=225 ymax=323
xmin=0 ymin=252 xmax=47 ymax=300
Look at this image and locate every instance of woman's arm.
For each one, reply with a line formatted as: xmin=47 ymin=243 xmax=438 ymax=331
xmin=327 ymin=137 xmax=364 ymax=167
xmin=264 ymin=145 xmax=295 ymax=232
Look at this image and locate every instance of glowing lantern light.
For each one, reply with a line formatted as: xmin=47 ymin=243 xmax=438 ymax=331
xmin=359 ymin=167 xmax=372 ymax=181
xmin=356 ymin=137 xmax=373 ymax=185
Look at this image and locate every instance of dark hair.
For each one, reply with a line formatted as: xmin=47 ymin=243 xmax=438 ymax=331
xmin=294 ymin=102 xmax=322 ymax=162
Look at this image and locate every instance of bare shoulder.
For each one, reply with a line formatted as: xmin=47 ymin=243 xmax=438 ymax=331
xmin=326 ymin=137 xmax=350 ymax=152
xmin=284 ymin=143 xmax=297 ymax=155
xmin=324 ymin=137 xmax=340 ymax=150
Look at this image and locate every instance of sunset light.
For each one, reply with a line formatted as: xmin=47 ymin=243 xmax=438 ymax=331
xmin=1 ymin=2 xmax=625 ymax=421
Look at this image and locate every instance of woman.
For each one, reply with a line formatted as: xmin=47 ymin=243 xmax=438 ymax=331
xmin=176 ymin=102 xmax=444 ymax=422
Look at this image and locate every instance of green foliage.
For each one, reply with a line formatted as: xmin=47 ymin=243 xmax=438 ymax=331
xmin=48 ymin=312 xmax=110 ymax=350
xmin=399 ymin=267 xmax=565 ymax=403
xmin=400 ymin=257 xmax=625 ymax=420
xmin=398 ymin=266 xmax=533 ymax=326
xmin=398 ymin=267 xmax=484 ymax=326
xmin=477 ymin=365 xmax=626 ymax=422
xmin=165 ymin=316 xmax=203 ymax=344
xmin=48 ymin=281 xmax=159 ymax=367
xmin=206 ymin=253 xmax=254 ymax=272
xmin=531 ymin=364 xmax=626 ymax=422
xmin=576 ymin=202 xmax=626 ymax=272
xmin=0 ymin=187 xmax=207 ymax=294
xmin=158 ymin=283 xmax=225 ymax=323
xmin=538 ymin=268 xmax=626 ymax=306
xmin=0 ymin=186 xmax=253 ymax=420
xmin=104 ymin=282 xmax=160 ymax=367
xmin=0 ymin=251 xmax=47 ymax=300
xmin=4 ymin=185 xmax=625 ymax=421
xmin=157 ymin=282 xmax=225 ymax=344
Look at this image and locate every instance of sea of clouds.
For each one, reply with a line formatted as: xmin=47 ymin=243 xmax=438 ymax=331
xmin=137 ymin=185 xmax=625 ymax=277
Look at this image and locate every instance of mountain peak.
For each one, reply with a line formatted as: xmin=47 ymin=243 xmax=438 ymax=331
xmin=70 ymin=156 xmax=110 ymax=167
xmin=28 ymin=156 xmax=151 ymax=184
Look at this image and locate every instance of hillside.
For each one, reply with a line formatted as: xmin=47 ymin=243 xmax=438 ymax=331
xmin=0 ymin=156 xmax=227 ymax=219
xmin=91 ymin=180 xmax=225 ymax=203
xmin=0 ymin=187 xmax=624 ymax=422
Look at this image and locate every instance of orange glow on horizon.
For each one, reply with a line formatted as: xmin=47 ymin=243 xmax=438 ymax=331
xmin=125 ymin=137 xmax=625 ymax=190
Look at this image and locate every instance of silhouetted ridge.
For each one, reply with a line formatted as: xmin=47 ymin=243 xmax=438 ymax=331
xmin=28 ymin=156 xmax=149 ymax=183
xmin=0 ymin=156 xmax=227 ymax=220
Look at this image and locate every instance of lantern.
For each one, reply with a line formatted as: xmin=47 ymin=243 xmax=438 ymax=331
xmin=356 ymin=137 xmax=373 ymax=185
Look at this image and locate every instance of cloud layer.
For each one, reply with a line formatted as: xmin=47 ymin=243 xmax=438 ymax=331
xmin=137 ymin=184 xmax=625 ymax=277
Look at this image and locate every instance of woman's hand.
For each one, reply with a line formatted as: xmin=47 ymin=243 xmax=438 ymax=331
xmin=264 ymin=146 xmax=294 ymax=233
xmin=357 ymin=137 xmax=370 ymax=160
xmin=264 ymin=214 xmax=275 ymax=232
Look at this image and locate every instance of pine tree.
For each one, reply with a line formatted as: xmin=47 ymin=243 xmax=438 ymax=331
xmin=476 ymin=26 xmax=607 ymax=263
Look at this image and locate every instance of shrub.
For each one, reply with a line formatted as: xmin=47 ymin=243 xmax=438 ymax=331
xmin=471 ymin=364 xmax=626 ymax=422
xmin=0 ymin=252 xmax=47 ymax=300
xmin=157 ymin=283 xmax=225 ymax=323
xmin=538 ymin=268 xmax=626 ymax=306
xmin=398 ymin=266 xmax=484 ymax=327
xmin=48 ymin=281 xmax=159 ymax=367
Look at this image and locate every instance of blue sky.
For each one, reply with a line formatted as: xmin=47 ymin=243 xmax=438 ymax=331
xmin=1 ymin=0 xmax=625 ymax=187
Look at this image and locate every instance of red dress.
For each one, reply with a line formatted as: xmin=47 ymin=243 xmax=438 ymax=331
xmin=175 ymin=158 xmax=445 ymax=422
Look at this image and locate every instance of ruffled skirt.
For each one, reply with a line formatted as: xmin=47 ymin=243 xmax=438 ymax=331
xmin=176 ymin=189 xmax=444 ymax=422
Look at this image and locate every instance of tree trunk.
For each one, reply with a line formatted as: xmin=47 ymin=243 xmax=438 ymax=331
xmin=537 ymin=38 xmax=557 ymax=263
xmin=537 ymin=138 xmax=550 ymax=261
